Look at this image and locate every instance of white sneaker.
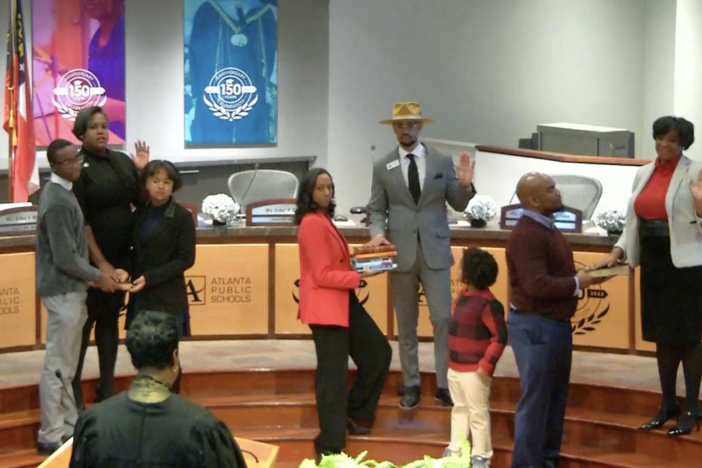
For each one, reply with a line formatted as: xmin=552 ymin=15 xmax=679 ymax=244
xmin=472 ymin=455 xmax=490 ymax=468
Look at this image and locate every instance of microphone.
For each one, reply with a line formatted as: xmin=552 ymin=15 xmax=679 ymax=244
xmin=238 ymin=162 xmax=259 ymax=216
xmin=55 ymin=369 xmax=82 ymax=415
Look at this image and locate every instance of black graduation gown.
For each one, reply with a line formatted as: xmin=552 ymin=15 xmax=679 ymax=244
xmin=69 ymin=393 xmax=247 ymax=468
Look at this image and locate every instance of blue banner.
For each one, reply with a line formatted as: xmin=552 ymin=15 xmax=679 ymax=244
xmin=184 ymin=0 xmax=278 ymax=146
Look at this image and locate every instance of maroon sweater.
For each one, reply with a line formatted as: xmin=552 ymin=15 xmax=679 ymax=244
xmin=506 ymin=216 xmax=578 ymax=321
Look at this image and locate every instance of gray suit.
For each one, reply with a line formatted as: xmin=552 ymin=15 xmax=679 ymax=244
xmin=369 ymin=143 xmax=475 ymax=388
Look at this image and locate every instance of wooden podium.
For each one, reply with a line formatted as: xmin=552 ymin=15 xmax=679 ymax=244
xmin=237 ymin=437 xmax=279 ymax=468
xmin=37 ymin=436 xmax=279 ymax=468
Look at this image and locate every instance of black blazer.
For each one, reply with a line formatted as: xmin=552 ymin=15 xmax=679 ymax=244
xmin=129 ymin=198 xmax=196 ymax=316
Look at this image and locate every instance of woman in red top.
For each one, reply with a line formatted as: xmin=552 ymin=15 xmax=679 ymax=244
xmin=594 ymin=116 xmax=702 ymax=436
xmin=295 ymin=168 xmax=392 ymax=461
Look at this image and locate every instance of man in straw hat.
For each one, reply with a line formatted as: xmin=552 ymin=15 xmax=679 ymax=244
xmin=366 ymin=102 xmax=476 ymax=409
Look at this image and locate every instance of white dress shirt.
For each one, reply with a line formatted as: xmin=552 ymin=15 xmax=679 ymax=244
xmin=398 ymin=142 xmax=426 ymax=190
xmin=50 ymin=172 xmax=73 ymax=191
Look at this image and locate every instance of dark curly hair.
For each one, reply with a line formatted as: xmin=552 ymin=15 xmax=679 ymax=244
xmin=125 ymin=311 xmax=178 ymax=371
xmin=461 ymin=247 xmax=498 ymax=291
xmin=652 ymin=116 xmax=695 ymax=150
xmin=294 ymin=168 xmax=335 ymax=225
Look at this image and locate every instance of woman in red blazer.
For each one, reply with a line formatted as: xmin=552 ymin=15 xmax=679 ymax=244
xmin=295 ymin=168 xmax=392 ymax=461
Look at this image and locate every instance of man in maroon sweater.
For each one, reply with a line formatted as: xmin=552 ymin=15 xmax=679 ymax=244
xmin=506 ymin=173 xmax=596 ymax=468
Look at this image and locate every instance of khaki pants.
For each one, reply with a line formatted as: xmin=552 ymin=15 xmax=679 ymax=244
xmin=447 ymin=367 xmax=493 ymax=459
xmin=39 ymin=291 xmax=88 ymax=444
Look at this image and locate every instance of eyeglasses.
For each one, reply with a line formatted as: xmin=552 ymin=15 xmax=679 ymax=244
xmin=392 ymin=122 xmax=420 ymax=130
xmin=53 ymin=155 xmax=84 ymax=166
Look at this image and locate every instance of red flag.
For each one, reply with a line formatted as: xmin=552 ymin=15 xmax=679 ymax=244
xmin=3 ymin=2 xmax=13 ymax=136
xmin=3 ymin=0 xmax=38 ymax=202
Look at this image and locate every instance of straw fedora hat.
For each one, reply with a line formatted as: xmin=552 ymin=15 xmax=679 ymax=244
xmin=379 ymin=101 xmax=435 ymax=125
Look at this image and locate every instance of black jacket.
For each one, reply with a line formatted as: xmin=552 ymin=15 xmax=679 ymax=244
xmin=129 ymin=198 xmax=196 ymax=317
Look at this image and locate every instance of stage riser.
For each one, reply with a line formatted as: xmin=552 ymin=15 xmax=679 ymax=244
xmin=0 ymin=370 xmax=681 ymax=417
xmin=1 ymin=370 xmax=700 ymax=468
xmin=2 ymin=403 xmax=701 ymax=464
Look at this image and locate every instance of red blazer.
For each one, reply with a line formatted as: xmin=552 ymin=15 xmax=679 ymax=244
xmin=297 ymin=211 xmax=361 ymax=327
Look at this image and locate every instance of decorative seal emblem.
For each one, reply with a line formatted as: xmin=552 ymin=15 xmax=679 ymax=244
xmin=203 ymin=67 xmax=258 ymax=122
xmin=571 ymin=261 xmax=610 ymax=335
xmin=51 ymin=69 xmax=106 ymax=121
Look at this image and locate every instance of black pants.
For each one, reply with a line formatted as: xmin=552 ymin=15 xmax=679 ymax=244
xmin=309 ymin=293 xmax=392 ymax=453
xmin=72 ymin=291 xmax=123 ymax=410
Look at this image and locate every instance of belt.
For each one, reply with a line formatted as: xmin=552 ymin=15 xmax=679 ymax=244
xmin=638 ymin=219 xmax=669 ymax=238
xmin=509 ymin=308 xmax=571 ymax=323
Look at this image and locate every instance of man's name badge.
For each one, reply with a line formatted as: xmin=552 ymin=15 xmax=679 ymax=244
xmin=386 ymin=160 xmax=400 ymax=171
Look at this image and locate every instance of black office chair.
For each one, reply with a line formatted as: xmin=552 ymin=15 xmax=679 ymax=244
xmin=349 ymin=205 xmax=369 ymax=225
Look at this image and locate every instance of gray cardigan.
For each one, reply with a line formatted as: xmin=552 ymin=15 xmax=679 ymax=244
xmin=36 ymin=178 xmax=101 ymax=298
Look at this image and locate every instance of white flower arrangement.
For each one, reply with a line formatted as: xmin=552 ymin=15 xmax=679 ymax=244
xmin=594 ymin=208 xmax=626 ymax=233
xmin=464 ymin=194 xmax=497 ymax=223
xmin=201 ymin=194 xmax=240 ymax=225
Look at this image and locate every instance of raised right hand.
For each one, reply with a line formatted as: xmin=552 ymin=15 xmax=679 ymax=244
xmin=586 ymin=248 xmax=623 ymax=271
xmin=364 ymin=235 xmax=391 ymax=247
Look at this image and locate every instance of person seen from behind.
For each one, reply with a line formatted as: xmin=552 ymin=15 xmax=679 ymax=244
xmin=444 ymin=247 xmax=507 ymax=468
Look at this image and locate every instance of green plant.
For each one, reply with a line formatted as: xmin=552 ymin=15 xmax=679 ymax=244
xmin=298 ymin=434 xmax=472 ymax=468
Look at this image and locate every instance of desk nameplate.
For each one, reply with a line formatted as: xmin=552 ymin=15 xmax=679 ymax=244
xmin=499 ymin=204 xmax=583 ymax=233
xmin=246 ymin=198 xmax=296 ymax=227
xmin=0 ymin=206 xmax=38 ymax=236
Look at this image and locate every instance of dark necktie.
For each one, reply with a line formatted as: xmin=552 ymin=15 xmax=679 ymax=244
xmin=407 ymin=154 xmax=421 ymax=205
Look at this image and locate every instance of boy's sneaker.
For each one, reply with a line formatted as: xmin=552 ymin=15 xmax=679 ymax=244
xmin=442 ymin=447 xmax=460 ymax=458
xmin=472 ymin=455 xmax=490 ymax=468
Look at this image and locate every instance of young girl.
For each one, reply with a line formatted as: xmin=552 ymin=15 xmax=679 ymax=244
xmin=127 ymin=160 xmax=196 ymax=346
xmin=444 ymin=247 xmax=507 ymax=468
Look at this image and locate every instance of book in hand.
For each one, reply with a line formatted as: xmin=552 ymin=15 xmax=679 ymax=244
xmin=584 ymin=263 xmax=631 ymax=278
xmin=352 ymin=244 xmax=397 ymax=256
xmin=351 ymin=243 xmax=398 ymax=272
xmin=352 ymin=257 xmax=397 ymax=273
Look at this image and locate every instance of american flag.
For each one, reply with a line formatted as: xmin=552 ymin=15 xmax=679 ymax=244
xmin=3 ymin=0 xmax=38 ymax=202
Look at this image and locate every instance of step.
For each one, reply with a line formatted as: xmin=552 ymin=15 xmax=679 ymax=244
xmin=0 ymin=450 xmax=44 ymax=468
xmin=2 ymin=394 xmax=701 ymax=461
xmin=0 ymin=426 xmax=696 ymax=468
xmin=0 ymin=369 xmax=681 ymax=420
xmin=234 ymin=427 xmax=700 ymax=468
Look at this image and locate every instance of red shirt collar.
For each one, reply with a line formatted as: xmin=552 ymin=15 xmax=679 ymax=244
xmin=655 ymin=153 xmax=682 ymax=171
xmin=461 ymin=288 xmax=495 ymax=300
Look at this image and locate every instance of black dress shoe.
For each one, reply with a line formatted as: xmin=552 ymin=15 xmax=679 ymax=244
xmin=435 ymin=388 xmax=453 ymax=407
xmin=667 ymin=411 xmax=702 ymax=437
xmin=400 ymin=385 xmax=421 ymax=409
xmin=639 ymin=406 xmax=680 ymax=430
xmin=37 ymin=441 xmax=62 ymax=456
xmin=346 ymin=417 xmax=371 ymax=435
xmin=315 ymin=450 xmax=336 ymax=464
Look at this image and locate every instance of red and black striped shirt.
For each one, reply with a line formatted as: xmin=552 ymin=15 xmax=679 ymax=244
xmin=448 ymin=288 xmax=507 ymax=376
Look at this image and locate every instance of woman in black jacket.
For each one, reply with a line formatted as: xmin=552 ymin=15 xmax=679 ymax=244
xmin=72 ymin=106 xmax=148 ymax=409
xmin=127 ymin=160 xmax=196 ymax=352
